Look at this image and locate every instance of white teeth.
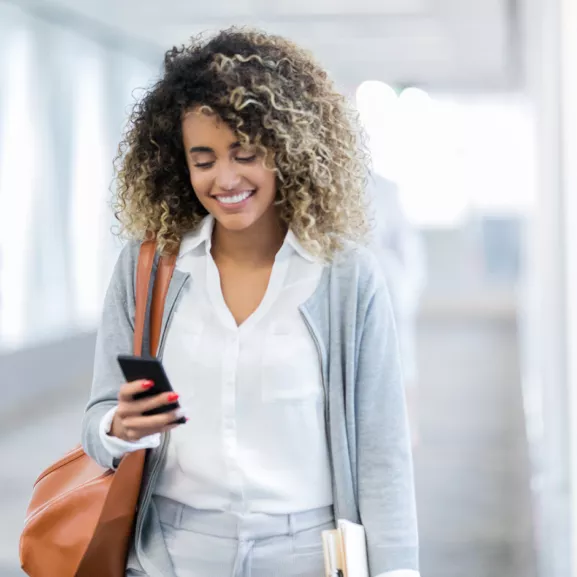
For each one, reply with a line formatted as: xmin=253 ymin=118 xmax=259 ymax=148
xmin=217 ymin=191 xmax=252 ymax=204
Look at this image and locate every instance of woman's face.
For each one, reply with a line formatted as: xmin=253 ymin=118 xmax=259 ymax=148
xmin=182 ymin=108 xmax=278 ymax=232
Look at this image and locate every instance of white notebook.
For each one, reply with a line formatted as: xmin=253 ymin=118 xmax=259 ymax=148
xmin=322 ymin=519 xmax=369 ymax=577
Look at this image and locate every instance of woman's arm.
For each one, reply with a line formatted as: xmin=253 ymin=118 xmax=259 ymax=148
xmin=355 ymin=276 xmax=419 ymax=575
xmin=81 ymin=242 xmax=141 ymax=469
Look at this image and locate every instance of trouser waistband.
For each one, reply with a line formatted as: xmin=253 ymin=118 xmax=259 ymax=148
xmin=154 ymin=495 xmax=334 ymax=541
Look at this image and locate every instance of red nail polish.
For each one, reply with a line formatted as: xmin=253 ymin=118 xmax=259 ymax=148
xmin=142 ymin=380 xmax=154 ymax=389
xmin=167 ymin=393 xmax=179 ymax=402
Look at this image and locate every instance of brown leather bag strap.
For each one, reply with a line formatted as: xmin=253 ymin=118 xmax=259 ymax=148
xmin=134 ymin=241 xmax=157 ymax=356
xmin=150 ymin=253 xmax=177 ymax=356
xmin=134 ymin=241 xmax=177 ymax=357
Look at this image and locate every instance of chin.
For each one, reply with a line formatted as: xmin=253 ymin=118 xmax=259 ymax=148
xmin=213 ymin=212 xmax=260 ymax=232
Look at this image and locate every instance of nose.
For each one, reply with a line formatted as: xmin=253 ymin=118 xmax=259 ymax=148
xmin=215 ymin=160 xmax=241 ymax=192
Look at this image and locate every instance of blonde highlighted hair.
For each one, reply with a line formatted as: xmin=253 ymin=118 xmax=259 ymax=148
xmin=114 ymin=27 xmax=369 ymax=258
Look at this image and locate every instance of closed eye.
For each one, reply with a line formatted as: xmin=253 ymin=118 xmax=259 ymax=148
xmin=194 ymin=161 xmax=214 ymax=169
xmin=236 ymin=155 xmax=257 ymax=163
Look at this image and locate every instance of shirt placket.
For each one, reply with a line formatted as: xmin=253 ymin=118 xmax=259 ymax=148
xmin=223 ymin=328 xmax=245 ymax=512
xmin=204 ymin=240 xmax=292 ymax=513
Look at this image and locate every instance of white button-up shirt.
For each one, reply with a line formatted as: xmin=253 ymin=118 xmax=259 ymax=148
xmin=102 ymin=215 xmax=333 ymax=513
xmin=99 ymin=215 xmax=419 ymax=577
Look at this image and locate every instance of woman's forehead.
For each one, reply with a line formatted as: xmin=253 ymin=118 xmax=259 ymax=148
xmin=182 ymin=110 xmax=245 ymax=151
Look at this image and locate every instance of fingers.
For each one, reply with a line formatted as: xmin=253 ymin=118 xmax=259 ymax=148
xmin=117 ymin=391 xmax=180 ymax=418
xmin=121 ymin=408 xmax=186 ymax=440
xmin=114 ymin=380 xmax=186 ymax=442
xmin=118 ymin=379 xmax=155 ymax=402
xmin=124 ymin=420 xmax=182 ymax=441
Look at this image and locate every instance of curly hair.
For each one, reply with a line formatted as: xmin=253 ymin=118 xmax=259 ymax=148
xmin=114 ymin=27 xmax=370 ymax=257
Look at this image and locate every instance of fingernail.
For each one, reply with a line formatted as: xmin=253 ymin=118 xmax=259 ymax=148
xmin=167 ymin=393 xmax=179 ymax=402
xmin=142 ymin=380 xmax=154 ymax=389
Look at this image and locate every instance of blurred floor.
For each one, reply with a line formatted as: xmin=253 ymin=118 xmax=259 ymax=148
xmin=414 ymin=312 xmax=537 ymax=577
xmin=0 ymin=313 xmax=537 ymax=576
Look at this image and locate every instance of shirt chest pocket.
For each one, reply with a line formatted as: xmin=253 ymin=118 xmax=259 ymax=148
xmin=260 ymin=321 xmax=323 ymax=403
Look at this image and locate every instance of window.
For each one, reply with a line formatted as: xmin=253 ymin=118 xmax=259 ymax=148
xmin=0 ymin=26 xmax=36 ymax=348
xmin=356 ymin=81 xmax=535 ymax=228
xmin=69 ymin=41 xmax=109 ymax=330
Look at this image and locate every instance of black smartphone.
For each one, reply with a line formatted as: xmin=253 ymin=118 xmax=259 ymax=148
xmin=117 ymin=355 xmax=186 ymax=424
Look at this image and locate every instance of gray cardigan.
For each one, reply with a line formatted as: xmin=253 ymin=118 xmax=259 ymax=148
xmin=81 ymin=240 xmax=419 ymax=576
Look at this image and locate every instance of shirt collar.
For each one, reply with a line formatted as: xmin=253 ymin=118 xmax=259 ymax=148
xmin=284 ymin=229 xmax=316 ymax=263
xmin=177 ymin=214 xmax=316 ymax=263
xmin=178 ymin=215 xmax=215 ymax=259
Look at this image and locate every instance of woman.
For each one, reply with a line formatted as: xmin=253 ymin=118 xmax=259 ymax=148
xmin=82 ymin=28 xmax=419 ymax=577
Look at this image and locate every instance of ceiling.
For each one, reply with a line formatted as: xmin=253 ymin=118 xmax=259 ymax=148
xmin=10 ymin=0 xmax=521 ymax=93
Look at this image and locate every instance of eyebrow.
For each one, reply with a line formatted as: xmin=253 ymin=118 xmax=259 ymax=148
xmin=189 ymin=142 xmax=242 ymax=154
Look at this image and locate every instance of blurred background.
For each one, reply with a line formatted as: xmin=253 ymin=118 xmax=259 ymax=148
xmin=0 ymin=0 xmax=575 ymax=576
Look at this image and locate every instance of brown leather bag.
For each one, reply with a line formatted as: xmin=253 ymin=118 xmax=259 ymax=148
xmin=20 ymin=242 xmax=177 ymax=577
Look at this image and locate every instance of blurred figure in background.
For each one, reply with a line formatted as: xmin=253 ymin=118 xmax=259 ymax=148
xmin=367 ymin=173 xmax=427 ymax=447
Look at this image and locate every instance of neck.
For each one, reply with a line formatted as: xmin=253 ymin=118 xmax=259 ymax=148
xmin=211 ymin=212 xmax=286 ymax=267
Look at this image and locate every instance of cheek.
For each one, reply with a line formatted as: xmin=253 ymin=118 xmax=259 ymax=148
xmin=255 ymin=168 xmax=277 ymax=198
xmin=189 ymin=171 xmax=210 ymax=198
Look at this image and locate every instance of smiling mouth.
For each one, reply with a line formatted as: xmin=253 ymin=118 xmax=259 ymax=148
xmin=213 ymin=190 xmax=255 ymax=205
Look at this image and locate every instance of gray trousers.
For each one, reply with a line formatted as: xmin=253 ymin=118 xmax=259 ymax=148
xmin=127 ymin=495 xmax=334 ymax=577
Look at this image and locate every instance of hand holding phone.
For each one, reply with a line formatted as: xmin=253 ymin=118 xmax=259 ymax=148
xmin=110 ymin=355 xmax=187 ymax=442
